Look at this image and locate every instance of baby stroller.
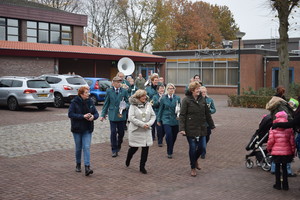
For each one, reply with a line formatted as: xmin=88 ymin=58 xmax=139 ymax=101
xmin=245 ymin=114 xmax=272 ymax=171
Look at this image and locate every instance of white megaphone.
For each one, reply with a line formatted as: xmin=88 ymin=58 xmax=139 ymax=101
xmin=117 ymin=57 xmax=135 ymax=76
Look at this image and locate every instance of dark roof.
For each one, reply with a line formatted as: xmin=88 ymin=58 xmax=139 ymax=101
xmin=0 ymin=40 xmax=166 ymax=63
xmin=0 ymin=0 xmax=70 ymax=13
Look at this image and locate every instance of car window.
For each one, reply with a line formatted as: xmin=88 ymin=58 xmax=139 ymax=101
xmin=66 ymin=77 xmax=87 ymax=85
xmin=84 ymin=79 xmax=93 ymax=86
xmin=0 ymin=79 xmax=13 ymax=87
xmin=46 ymin=77 xmax=61 ymax=84
xmin=27 ymin=80 xmax=51 ymax=88
xmin=99 ymin=80 xmax=112 ymax=91
xmin=12 ymin=80 xmax=23 ymax=87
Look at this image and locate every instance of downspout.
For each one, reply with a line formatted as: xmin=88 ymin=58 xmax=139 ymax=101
xmin=263 ymin=56 xmax=267 ymax=88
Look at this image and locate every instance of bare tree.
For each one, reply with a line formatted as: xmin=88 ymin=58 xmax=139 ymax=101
xmin=30 ymin=0 xmax=82 ymax=13
xmin=117 ymin=0 xmax=159 ymax=52
xmin=271 ymin=0 xmax=300 ymax=93
xmin=83 ymin=0 xmax=119 ymax=48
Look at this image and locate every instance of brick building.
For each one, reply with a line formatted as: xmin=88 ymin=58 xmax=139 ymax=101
xmin=0 ymin=0 xmax=165 ymax=80
xmin=153 ymin=40 xmax=300 ymax=95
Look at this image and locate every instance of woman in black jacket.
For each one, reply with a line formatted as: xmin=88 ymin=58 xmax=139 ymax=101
xmin=179 ymin=81 xmax=215 ymax=177
xmin=68 ymin=86 xmax=99 ymax=176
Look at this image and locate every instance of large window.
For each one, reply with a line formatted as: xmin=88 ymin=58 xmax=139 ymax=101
xmin=166 ymin=59 xmax=238 ymax=86
xmin=0 ymin=18 xmax=19 ymax=41
xmin=27 ymin=21 xmax=72 ymax=45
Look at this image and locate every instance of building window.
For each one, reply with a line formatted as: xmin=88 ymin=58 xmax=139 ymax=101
xmin=166 ymin=59 xmax=238 ymax=86
xmin=0 ymin=17 xmax=19 ymax=41
xmin=61 ymin=25 xmax=72 ymax=45
xmin=27 ymin=21 xmax=72 ymax=44
xmin=38 ymin=22 xmax=49 ymax=43
xmin=27 ymin=21 xmax=37 ymax=43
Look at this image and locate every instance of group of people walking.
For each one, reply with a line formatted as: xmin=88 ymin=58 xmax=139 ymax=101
xmin=68 ymin=72 xmax=216 ymax=177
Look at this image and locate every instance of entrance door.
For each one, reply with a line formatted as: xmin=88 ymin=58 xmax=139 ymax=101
xmin=272 ymin=67 xmax=294 ymax=88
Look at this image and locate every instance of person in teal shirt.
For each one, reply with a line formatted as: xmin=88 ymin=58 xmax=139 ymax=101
xmin=152 ymin=84 xmax=165 ymax=147
xmin=100 ymin=76 xmax=129 ymax=157
xmin=157 ymin=83 xmax=181 ymax=158
xmin=146 ymin=74 xmax=159 ymax=140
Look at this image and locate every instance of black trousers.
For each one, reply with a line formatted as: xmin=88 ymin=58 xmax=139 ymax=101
xmin=275 ymin=163 xmax=288 ymax=187
xmin=126 ymin=146 xmax=149 ymax=168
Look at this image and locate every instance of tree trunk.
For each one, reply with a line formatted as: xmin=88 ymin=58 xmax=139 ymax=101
xmin=276 ymin=0 xmax=290 ymax=94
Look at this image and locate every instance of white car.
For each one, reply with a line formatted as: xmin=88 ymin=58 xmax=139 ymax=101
xmin=40 ymin=74 xmax=88 ymax=108
xmin=0 ymin=76 xmax=54 ymax=111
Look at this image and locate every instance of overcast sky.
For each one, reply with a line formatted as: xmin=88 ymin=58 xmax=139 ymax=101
xmin=201 ymin=0 xmax=300 ymax=40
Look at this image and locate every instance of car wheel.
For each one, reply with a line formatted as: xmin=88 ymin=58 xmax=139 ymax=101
xmin=90 ymin=95 xmax=98 ymax=105
xmin=7 ymin=97 xmax=19 ymax=111
xmin=54 ymin=93 xmax=64 ymax=108
xmin=37 ymin=104 xmax=47 ymax=110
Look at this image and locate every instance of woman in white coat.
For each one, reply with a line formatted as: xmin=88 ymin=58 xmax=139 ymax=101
xmin=125 ymin=89 xmax=156 ymax=174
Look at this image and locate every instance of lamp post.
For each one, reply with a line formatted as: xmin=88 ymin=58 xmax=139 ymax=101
xmin=236 ymin=31 xmax=246 ymax=95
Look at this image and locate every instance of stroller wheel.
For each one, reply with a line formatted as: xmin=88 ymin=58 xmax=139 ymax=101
xmin=256 ymin=159 xmax=261 ymax=167
xmin=245 ymin=159 xmax=254 ymax=169
xmin=261 ymin=157 xmax=272 ymax=171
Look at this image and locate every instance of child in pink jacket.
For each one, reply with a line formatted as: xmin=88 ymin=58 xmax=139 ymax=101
xmin=267 ymin=111 xmax=295 ymax=190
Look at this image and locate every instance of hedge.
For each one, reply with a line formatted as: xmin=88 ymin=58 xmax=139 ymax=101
xmin=228 ymin=95 xmax=272 ymax=108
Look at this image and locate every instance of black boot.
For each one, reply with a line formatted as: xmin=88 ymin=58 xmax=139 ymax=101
xmin=139 ymin=147 xmax=149 ymax=174
xmin=85 ymin=165 xmax=93 ymax=176
xmin=140 ymin=167 xmax=147 ymax=174
xmin=76 ymin=163 xmax=81 ymax=172
xmin=273 ymin=164 xmax=281 ymax=190
xmin=126 ymin=147 xmax=138 ymax=167
xmin=125 ymin=156 xmax=131 ymax=167
xmin=282 ymin=182 xmax=289 ymax=190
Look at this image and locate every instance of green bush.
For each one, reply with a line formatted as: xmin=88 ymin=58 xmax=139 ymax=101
xmin=229 ymin=83 xmax=300 ymax=108
xmin=288 ymin=83 xmax=300 ymax=99
xmin=228 ymin=95 xmax=272 ymax=108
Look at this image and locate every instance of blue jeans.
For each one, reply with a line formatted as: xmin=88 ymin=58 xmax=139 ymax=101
xmin=156 ymin=121 xmax=165 ymax=145
xmin=163 ymin=124 xmax=179 ymax=155
xmin=110 ymin=121 xmax=125 ymax=153
xmin=187 ymin=136 xmax=205 ymax=169
xmin=201 ymin=127 xmax=210 ymax=157
xmin=271 ymin=162 xmax=293 ymax=174
xmin=73 ymin=131 xmax=92 ymax=166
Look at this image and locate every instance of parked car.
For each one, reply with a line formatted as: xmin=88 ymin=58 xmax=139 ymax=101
xmin=84 ymin=77 xmax=111 ymax=105
xmin=40 ymin=74 xmax=88 ymax=108
xmin=0 ymin=76 xmax=54 ymax=111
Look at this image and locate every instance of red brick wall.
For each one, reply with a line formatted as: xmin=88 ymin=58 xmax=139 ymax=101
xmin=240 ymin=54 xmax=264 ymax=92
xmin=266 ymin=60 xmax=300 ymax=87
xmin=0 ymin=56 xmax=54 ymax=76
xmin=73 ymin=26 xmax=84 ymax=46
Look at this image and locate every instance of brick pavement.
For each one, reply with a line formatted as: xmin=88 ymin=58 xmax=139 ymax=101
xmin=0 ymin=95 xmax=299 ymax=200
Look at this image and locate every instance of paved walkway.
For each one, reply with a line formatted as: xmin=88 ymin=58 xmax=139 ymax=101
xmin=0 ymin=95 xmax=299 ymax=200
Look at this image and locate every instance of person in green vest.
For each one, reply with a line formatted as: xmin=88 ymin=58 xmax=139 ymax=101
xmin=157 ymin=83 xmax=181 ymax=159
xmin=100 ymin=76 xmax=129 ymax=157
xmin=152 ymin=84 xmax=166 ymax=147
xmin=146 ymin=74 xmax=159 ymax=140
